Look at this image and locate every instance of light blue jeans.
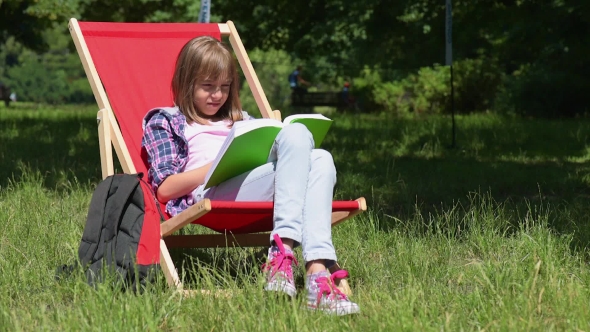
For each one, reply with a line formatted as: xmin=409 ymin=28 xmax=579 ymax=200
xmin=192 ymin=123 xmax=337 ymax=265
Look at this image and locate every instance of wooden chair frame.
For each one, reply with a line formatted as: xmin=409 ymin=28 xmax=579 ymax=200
xmin=68 ymin=19 xmax=367 ymax=292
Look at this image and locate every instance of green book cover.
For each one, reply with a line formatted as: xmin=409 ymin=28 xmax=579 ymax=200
xmin=285 ymin=117 xmax=332 ymax=148
xmin=203 ymin=114 xmax=333 ymax=189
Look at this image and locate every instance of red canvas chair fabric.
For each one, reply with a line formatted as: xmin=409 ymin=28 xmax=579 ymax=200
xmin=79 ymin=22 xmax=221 ymax=174
xmin=69 ymin=19 xmax=366 ymax=290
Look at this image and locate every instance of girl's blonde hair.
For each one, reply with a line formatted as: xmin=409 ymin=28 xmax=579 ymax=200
xmin=172 ymin=36 xmax=243 ymax=124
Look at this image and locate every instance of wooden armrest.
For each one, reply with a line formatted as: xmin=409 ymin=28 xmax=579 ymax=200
xmin=160 ymin=199 xmax=212 ymax=237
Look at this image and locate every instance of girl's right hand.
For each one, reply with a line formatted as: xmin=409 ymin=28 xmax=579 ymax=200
xmin=156 ymin=162 xmax=212 ymax=202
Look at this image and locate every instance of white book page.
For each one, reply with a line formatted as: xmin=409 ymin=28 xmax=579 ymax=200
xmin=233 ymin=118 xmax=283 ymax=135
xmin=282 ymin=113 xmax=331 ymax=124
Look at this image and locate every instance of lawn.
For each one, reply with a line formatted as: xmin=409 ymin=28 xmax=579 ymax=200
xmin=1 ymin=103 xmax=590 ymax=331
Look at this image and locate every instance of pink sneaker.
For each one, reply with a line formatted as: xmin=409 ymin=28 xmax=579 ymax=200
xmin=261 ymin=234 xmax=298 ymax=297
xmin=306 ymin=270 xmax=360 ymax=316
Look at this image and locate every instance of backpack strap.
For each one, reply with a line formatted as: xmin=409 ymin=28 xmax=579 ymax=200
xmin=104 ymin=175 xmax=141 ymax=274
xmin=78 ymin=176 xmax=115 ymax=266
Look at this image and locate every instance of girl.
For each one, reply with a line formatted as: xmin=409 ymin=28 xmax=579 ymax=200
xmin=142 ymin=36 xmax=360 ymax=316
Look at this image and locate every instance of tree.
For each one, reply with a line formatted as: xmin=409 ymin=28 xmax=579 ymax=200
xmin=0 ymin=0 xmax=79 ymax=51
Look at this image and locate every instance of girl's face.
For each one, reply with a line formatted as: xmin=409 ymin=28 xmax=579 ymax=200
xmin=193 ymin=78 xmax=231 ymax=118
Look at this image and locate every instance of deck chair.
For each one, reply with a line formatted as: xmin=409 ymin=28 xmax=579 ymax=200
xmin=68 ymin=19 xmax=367 ymax=293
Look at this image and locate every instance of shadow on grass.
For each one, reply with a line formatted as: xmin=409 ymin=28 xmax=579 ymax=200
xmin=165 ymin=246 xmax=269 ymax=289
xmin=2 ymin=107 xmax=590 ymax=251
xmin=327 ymin=115 xmax=589 ymax=201
xmin=325 ymin=113 xmax=590 ymax=248
xmin=0 ymin=107 xmax=104 ymax=190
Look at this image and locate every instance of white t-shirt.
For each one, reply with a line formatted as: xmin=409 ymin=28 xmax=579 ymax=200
xmin=184 ymin=112 xmax=254 ymax=171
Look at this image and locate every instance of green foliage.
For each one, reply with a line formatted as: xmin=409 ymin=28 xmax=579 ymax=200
xmin=0 ymin=26 xmax=93 ymax=104
xmin=238 ymin=48 xmax=295 ymax=117
xmin=1 ymin=0 xmax=590 ymax=116
xmin=352 ymin=58 xmax=503 ymax=115
xmin=7 ymin=54 xmax=70 ymax=104
xmin=213 ymin=0 xmax=590 ymax=117
xmin=341 ymin=66 xmax=383 ymax=112
xmin=23 ymin=0 xmax=80 ymax=19
xmin=496 ymin=64 xmax=590 ymax=118
xmin=0 ymin=0 xmax=80 ymax=51
xmin=451 ymin=58 xmax=504 ymax=113
xmin=380 ymin=65 xmax=450 ymax=115
xmin=216 ymin=0 xmax=377 ymax=79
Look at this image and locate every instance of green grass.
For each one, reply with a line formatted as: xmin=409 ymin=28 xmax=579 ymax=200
xmin=1 ymin=103 xmax=590 ymax=331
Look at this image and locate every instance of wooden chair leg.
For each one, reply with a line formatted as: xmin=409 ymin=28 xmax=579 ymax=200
xmin=329 ymin=263 xmax=353 ymax=297
xmin=159 ymin=239 xmax=182 ymax=290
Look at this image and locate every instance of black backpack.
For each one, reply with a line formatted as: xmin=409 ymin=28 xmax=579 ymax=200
xmin=60 ymin=173 xmax=164 ymax=290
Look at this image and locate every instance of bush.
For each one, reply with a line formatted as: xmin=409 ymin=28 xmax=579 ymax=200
xmin=351 ymin=58 xmax=504 ymax=116
xmin=4 ymin=51 xmax=94 ymax=105
xmin=392 ymin=65 xmax=450 ymax=115
xmin=345 ymin=66 xmax=384 ymax=113
xmin=495 ymin=64 xmax=590 ymax=118
xmin=453 ymin=58 xmax=504 ymax=113
xmin=0 ymin=27 xmax=94 ymax=105
xmin=7 ymin=52 xmax=68 ymax=104
xmin=238 ymin=48 xmax=294 ymax=117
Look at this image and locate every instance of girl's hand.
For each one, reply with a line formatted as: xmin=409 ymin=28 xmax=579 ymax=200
xmin=157 ymin=162 xmax=212 ymax=202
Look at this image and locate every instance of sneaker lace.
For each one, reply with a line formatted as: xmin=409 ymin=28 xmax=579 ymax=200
xmin=261 ymin=234 xmax=298 ymax=279
xmin=314 ymin=270 xmax=349 ymax=304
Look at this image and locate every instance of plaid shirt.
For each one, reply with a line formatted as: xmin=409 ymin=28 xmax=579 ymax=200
xmin=142 ymin=107 xmax=191 ymax=216
xmin=142 ymin=107 xmax=252 ymax=216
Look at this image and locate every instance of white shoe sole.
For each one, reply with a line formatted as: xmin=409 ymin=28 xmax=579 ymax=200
xmin=306 ymin=303 xmax=361 ymax=316
xmin=264 ymin=282 xmax=297 ymax=297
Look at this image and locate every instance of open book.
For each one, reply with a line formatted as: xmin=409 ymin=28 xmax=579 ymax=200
xmin=203 ymin=114 xmax=333 ymax=189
